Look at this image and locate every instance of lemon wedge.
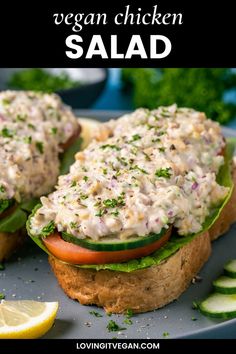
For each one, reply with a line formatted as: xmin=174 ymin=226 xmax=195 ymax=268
xmin=79 ymin=117 xmax=101 ymax=149
xmin=0 ymin=300 xmax=58 ymax=339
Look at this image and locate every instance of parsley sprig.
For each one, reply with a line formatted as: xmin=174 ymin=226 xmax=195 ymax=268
xmin=41 ymin=221 xmax=55 ymax=237
xmin=1 ymin=128 xmax=14 ymax=138
xmin=100 ymin=144 xmax=121 ymax=151
xmin=107 ymin=320 xmax=126 ymax=332
xmin=155 ymin=167 xmax=172 ymax=179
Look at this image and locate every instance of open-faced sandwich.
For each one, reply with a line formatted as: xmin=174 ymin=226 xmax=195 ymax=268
xmin=27 ymin=105 xmax=236 ymax=313
xmin=0 ymin=91 xmax=81 ymax=261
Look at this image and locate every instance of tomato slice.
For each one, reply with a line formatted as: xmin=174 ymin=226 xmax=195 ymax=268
xmin=43 ymin=228 xmax=171 ymax=265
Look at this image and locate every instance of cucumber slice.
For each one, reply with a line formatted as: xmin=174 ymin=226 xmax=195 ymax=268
xmin=213 ymin=276 xmax=236 ymax=294
xmin=224 ymin=260 xmax=236 ymax=278
xmin=199 ymin=293 xmax=236 ymax=319
xmin=61 ymin=227 xmax=168 ymax=251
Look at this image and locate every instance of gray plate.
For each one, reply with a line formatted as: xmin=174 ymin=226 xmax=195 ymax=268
xmin=1 ymin=110 xmax=236 ymax=339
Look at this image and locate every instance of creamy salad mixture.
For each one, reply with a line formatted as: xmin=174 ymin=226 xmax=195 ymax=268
xmin=31 ymin=105 xmax=229 ymax=240
xmin=0 ymin=91 xmax=78 ymax=202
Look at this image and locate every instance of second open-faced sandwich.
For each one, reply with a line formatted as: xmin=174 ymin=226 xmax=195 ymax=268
xmin=0 ymin=90 xmax=81 ymax=261
xmin=27 ymin=105 xmax=236 ymax=313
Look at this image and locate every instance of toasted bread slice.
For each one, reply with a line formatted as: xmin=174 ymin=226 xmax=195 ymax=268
xmin=0 ymin=230 xmax=26 ymax=262
xmin=49 ymin=231 xmax=211 ymax=314
xmin=48 ymin=166 xmax=236 ymax=314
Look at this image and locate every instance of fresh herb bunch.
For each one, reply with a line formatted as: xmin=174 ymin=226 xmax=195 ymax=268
xmin=121 ymin=68 xmax=236 ymax=124
xmin=8 ymin=69 xmax=80 ymax=93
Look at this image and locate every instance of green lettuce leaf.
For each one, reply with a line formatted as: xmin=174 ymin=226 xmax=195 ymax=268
xmin=20 ymin=198 xmax=40 ymax=213
xmin=28 ymin=233 xmax=51 ymax=255
xmin=0 ymin=199 xmax=14 ymax=214
xmin=0 ymin=207 xmax=27 ymax=233
xmin=28 ymin=139 xmax=236 ymax=273
xmin=0 ymin=199 xmax=39 ymax=233
xmin=60 ymin=137 xmax=82 ymax=175
xmin=26 ymin=204 xmax=51 ymax=255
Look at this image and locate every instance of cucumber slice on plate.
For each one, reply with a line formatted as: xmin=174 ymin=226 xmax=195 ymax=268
xmin=224 ymin=260 xmax=236 ymax=278
xmin=213 ymin=276 xmax=236 ymax=294
xmin=199 ymin=293 xmax=236 ymax=319
xmin=61 ymin=227 xmax=168 ymax=251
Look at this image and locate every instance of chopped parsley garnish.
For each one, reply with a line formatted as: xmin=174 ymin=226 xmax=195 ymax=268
xmin=70 ymin=222 xmax=78 ymax=229
xmin=129 ymin=134 xmax=141 ymax=143
xmin=143 ymin=152 xmax=151 ymax=161
xmin=155 ymin=167 xmax=172 ymax=179
xmin=0 ymin=293 xmax=5 ymax=300
xmin=24 ymin=136 xmax=32 ymax=144
xmin=131 ymin=147 xmax=138 ymax=155
xmin=103 ymin=199 xmax=118 ymax=208
xmin=132 ymin=134 xmax=141 ymax=141
xmin=0 ymin=263 xmax=5 ymax=271
xmin=16 ymin=114 xmax=27 ymax=122
xmin=0 ymin=199 xmax=13 ymax=214
xmin=70 ymin=180 xmax=77 ymax=187
xmin=51 ymin=127 xmax=58 ymax=135
xmin=36 ymin=141 xmax=44 ymax=154
xmin=162 ymin=332 xmax=169 ymax=337
xmin=28 ymin=123 xmax=36 ymax=130
xmin=95 ymin=209 xmax=105 ymax=217
xmin=157 ymin=131 xmax=165 ymax=136
xmin=80 ymin=193 xmax=88 ymax=200
xmin=107 ymin=320 xmax=126 ymax=332
xmin=111 ymin=210 xmax=119 ymax=217
xmin=159 ymin=147 xmax=165 ymax=153
xmin=131 ymin=165 xmax=148 ymax=175
xmin=2 ymin=98 xmax=10 ymax=105
xmin=160 ymin=111 xmax=170 ymax=117
xmin=147 ymin=124 xmax=156 ymax=130
xmin=125 ymin=309 xmax=133 ymax=318
xmin=117 ymin=157 xmax=128 ymax=166
xmin=102 ymin=168 xmax=107 ymax=175
xmin=83 ymin=176 xmax=89 ymax=182
xmin=0 ymin=185 xmax=5 ymax=193
xmin=117 ymin=196 xmax=125 ymax=206
xmin=123 ymin=318 xmax=133 ymax=325
xmin=191 ymin=317 xmax=197 ymax=321
xmin=94 ymin=200 xmax=102 ymax=208
xmin=41 ymin=221 xmax=55 ymax=237
xmin=100 ymin=144 xmax=121 ymax=151
xmin=89 ymin=311 xmax=103 ymax=318
xmin=152 ymin=138 xmax=161 ymax=143
xmin=103 ymin=194 xmax=125 ymax=210
xmin=1 ymin=128 xmax=14 ymax=138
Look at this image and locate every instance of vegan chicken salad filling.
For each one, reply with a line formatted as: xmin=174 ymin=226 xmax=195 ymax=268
xmin=0 ymin=91 xmax=79 ymax=204
xmin=29 ymin=104 xmax=230 ymax=244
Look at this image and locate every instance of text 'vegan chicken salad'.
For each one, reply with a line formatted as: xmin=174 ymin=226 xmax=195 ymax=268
xmin=0 ymin=91 xmax=79 ymax=203
xmin=30 ymin=105 xmax=229 ymax=241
